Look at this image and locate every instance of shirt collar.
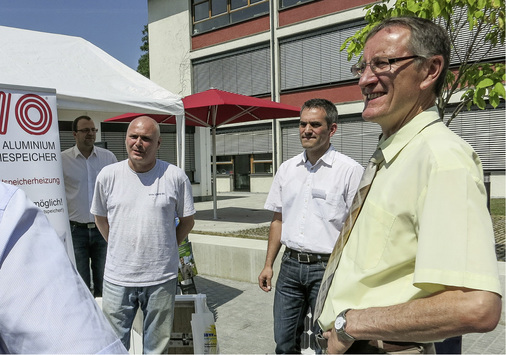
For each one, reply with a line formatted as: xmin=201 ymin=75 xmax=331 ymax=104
xmin=301 ymin=144 xmax=336 ymax=167
xmin=378 ymin=107 xmax=440 ymax=165
xmin=72 ymin=144 xmax=97 ymax=159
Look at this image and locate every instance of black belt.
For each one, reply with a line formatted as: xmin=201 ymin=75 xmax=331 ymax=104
xmin=286 ymin=247 xmax=330 ymax=263
xmin=70 ymin=221 xmax=96 ymax=229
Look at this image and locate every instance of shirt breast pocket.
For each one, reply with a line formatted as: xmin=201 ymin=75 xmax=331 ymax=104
xmin=350 ymin=201 xmax=396 ymax=271
xmin=312 ymin=191 xmax=346 ymax=223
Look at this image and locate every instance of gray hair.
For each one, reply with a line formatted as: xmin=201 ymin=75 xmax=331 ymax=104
xmin=366 ymin=16 xmax=450 ymax=96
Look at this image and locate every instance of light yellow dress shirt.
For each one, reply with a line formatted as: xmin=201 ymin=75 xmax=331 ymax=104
xmin=318 ymin=107 xmax=502 ymax=330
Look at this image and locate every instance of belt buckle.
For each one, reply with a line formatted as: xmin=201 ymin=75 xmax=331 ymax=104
xmin=87 ymin=223 xmax=96 ymax=229
xmin=297 ymin=253 xmax=311 ymax=263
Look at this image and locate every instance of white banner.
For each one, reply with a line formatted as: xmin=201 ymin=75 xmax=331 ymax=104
xmin=0 ymin=85 xmax=74 ymax=262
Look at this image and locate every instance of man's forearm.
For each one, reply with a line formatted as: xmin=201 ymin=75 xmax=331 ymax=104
xmin=264 ymin=212 xmax=283 ymax=267
xmin=176 ymin=215 xmax=195 ymax=245
xmin=94 ymin=215 xmax=109 ymax=242
xmin=345 ymin=288 xmax=502 ymax=342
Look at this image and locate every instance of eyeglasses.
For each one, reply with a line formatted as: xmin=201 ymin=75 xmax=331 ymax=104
xmin=76 ymin=128 xmax=99 ymax=134
xmin=351 ymin=55 xmax=422 ymax=77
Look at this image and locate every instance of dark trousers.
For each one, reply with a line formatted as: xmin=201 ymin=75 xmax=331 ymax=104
xmin=435 ymin=336 xmax=462 ymax=354
xmin=71 ymin=224 xmax=107 ymax=297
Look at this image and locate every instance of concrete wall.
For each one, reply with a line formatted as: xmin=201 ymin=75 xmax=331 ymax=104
xmin=491 ymin=175 xmax=505 ymax=198
xmin=250 ymin=175 xmax=274 ymax=193
xmin=216 ymin=175 xmax=233 ymax=193
xmin=148 ymin=0 xmax=191 ymax=97
xmin=189 ymin=234 xmax=283 ymax=285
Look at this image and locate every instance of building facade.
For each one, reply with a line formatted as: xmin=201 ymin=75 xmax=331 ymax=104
xmin=80 ymin=0 xmax=503 ymax=199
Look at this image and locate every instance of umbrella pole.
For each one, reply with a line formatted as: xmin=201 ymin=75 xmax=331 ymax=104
xmin=212 ymin=125 xmax=218 ymax=220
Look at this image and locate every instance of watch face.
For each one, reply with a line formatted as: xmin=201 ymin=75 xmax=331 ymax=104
xmin=335 ymin=317 xmax=345 ymax=329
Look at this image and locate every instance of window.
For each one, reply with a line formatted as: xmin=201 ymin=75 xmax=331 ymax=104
xmin=212 ymin=0 xmax=227 ymax=16
xmin=280 ymin=22 xmax=364 ymax=91
xmin=215 ymin=155 xmax=234 ymax=174
xmin=446 ymin=104 xmax=505 ymax=171
xmin=192 ymin=0 xmax=269 ymax=34
xmin=215 ymin=126 xmax=272 ymax=155
xmin=280 ymin=0 xmax=315 ymax=9
xmin=193 ymin=45 xmax=271 ymax=96
xmin=231 ymin=0 xmax=248 ymax=10
xmin=449 ymin=7 xmax=505 ymax=65
xmin=194 ymin=1 xmax=210 ymax=22
xmin=251 ymin=153 xmax=272 ymax=174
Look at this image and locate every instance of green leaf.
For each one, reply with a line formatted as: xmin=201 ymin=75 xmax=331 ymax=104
xmin=494 ymin=82 xmax=506 ymax=97
xmin=474 ymin=87 xmax=487 ymax=109
xmin=433 ymin=1 xmax=442 ymax=17
xmin=476 ymin=78 xmax=494 ymax=88
xmin=406 ymin=0 xmax=421 ymax=13
xmin=489 ymin=91 xmax=500 ymax=108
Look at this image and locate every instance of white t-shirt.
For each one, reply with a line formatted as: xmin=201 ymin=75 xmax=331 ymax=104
xmin=264 ymin=145 xmax=363 ymax=254
xmin=91 ymin=159 xmax=195 ymax=287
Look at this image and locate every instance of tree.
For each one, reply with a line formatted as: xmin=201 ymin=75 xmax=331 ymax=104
xmin=137 ymin=25 xmax=150 ymax=78
xmin=341 ymin=0 xmax=505 ymax=126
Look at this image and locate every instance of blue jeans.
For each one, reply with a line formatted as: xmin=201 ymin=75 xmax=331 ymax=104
xmin=71 ymin=224 xmax=107 ymax=297
xmin=102 ymin=278 xmax=177 ymax=353
xmin=274 ymin=251 xmax=326 ymax=354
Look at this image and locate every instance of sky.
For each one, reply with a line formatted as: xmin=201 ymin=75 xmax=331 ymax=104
xmin=0 ymin=0 xmax=148 ymax=70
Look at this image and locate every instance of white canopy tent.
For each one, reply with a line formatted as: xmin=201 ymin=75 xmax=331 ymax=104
xmin=0 ymin=25 xmax=186 ymax=167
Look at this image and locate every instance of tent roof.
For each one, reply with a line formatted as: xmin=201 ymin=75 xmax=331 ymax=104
xmin=0 ymin=26 xmax=183 ymax=116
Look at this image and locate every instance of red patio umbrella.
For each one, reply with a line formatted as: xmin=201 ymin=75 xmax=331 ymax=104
xmin=106 ymin=89 xmax=301 ymax=219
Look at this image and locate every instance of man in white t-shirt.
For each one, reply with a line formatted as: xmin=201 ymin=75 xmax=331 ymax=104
xmin=91 ymin=116 xmax=195 ymax=353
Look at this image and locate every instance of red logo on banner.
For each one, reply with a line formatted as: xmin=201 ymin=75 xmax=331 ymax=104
xmin=0 ymin=92 xmax=53 ymax=135
xmin=15 ymin=94 xmax=53 ymax=135
xmin=0 ymin=91 xmax=11 ymax=135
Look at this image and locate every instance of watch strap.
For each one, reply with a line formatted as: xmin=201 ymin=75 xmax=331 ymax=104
xmin=335 ymin=308 xmax=355 ymax=342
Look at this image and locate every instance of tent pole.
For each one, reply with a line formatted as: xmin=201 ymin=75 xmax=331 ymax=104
xmin=176 ymin=114 xmax=185 ymax=171
xmin=212 ymin=125 xmax=218 ymax=220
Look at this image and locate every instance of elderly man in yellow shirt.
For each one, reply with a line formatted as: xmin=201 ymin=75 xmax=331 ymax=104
xmin=315 ymin=16 xmax=502 ymax=354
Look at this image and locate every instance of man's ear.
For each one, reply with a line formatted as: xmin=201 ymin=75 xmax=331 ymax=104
xmin=329 ymin=122 xmax=338 ymax=137
xmin=420 ymin=55 xmax=444 ymax=91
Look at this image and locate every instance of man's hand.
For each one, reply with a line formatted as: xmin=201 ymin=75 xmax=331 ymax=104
xmin=323 ymin=327 xmax=353 ymax=354
xmin=258 ymin=266 xmax=273 ymax=292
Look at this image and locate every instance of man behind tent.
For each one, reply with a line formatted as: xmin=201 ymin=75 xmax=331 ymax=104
xmin=62 ymin=115 xmax=117 ymax=297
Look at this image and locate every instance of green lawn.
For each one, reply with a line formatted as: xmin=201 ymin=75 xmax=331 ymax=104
xmin=193 ymin=199 xmax=506 ymax=244
xmin=490 ymin=198 xmax=505 ymax=217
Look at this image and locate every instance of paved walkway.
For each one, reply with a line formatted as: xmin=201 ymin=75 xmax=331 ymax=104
xmin=190 ymin=193 xmax=506 ymax=354
xmin=193 ymin=272 xmax=505 ymax=354
xmin=192 ymin=192 xmax=272 ymax=233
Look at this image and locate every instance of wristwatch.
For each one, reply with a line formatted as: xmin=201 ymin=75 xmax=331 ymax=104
xmin=334 ymin=308 xmax=355 ymax=342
